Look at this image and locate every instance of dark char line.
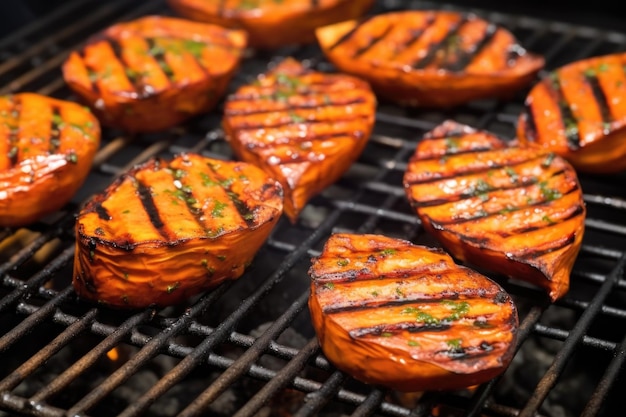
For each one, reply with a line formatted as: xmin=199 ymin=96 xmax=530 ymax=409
xmin=412 ymin=16 xmax=468 ymax=69
xmin=328 ymin=15 xmax=375 ymax=51
xmin=225 ymin=97 xmax=368 ymax=117
xmin=584 ymin=73 xmax=613 ymax=126
xmin=49 ymin=105 xmax=62 ymax=153
xmin=442 ymin=23 xmax=498 ymax=72
xmin=134 ymin=177 xmax=169 ymax=239
xmin=548 ymin=73 xmax=581 ymax=150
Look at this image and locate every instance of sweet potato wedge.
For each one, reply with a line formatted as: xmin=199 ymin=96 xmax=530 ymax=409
xmin=167 ymin=0 xmax=374 ymax=49
xmin=73 ymin=153 xmax=283 ymax=309
xmin=316 ymin=11 xmax=544 ymax=108
xmin=222 ymin=58 xmax=376 ymax=223
xmin=517 ymin=52 xmax=626 ymax=173
xmin=62 ymin=15 xmax=247 ymax=133
xmin=0 ymin=93 xmax=100 ymax=227
xmin=309 ymin=233 xmax=519 ymax=392
xmin=403 ymin=121 xmax=586 ymax=301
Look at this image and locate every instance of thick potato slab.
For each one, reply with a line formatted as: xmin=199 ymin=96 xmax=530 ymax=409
xmin=73 ymin=153 xmax=283 ymax=309
xmin=0 ymin=93 xmax=100 ymax=227
xmin=309 ymin=233 xmax=519 ymax=391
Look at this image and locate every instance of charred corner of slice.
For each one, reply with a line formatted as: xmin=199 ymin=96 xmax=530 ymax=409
xmin=403 ymin=120 xmax=586 ymax=302
xmin=308 ymin=233 xmax=519 ymax=392
xmin=222 ymin=57 xmax=377 ymax=223
xmin=72 ymin=152 xmax=283 ymax=309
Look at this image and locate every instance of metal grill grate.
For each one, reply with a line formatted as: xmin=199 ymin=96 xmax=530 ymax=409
xmin=1 ymin=1 xmax=626 ymax=416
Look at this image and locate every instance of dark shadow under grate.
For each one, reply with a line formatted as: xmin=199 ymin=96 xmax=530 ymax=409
xmin=1 ymin=1 xmax=626 ymax=417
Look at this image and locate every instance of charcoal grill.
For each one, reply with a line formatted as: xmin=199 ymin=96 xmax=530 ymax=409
xmin=1 ymin=0 xmax=626 ymax=416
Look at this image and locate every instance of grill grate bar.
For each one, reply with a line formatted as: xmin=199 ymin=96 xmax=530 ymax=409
xmin=350 ymin=389 xmax=387 ymax=417
xmin=0 ymin=0 xmax=137 ymax=77
xmin=463 ymin=302 xmax=546 ymax=417
xmin=0 ymin=0 xmax=164 ymax=95
xmin=0 ymin=0 xmax=88 ymax=50
xmin=0 ymin=245 xmax=74 ymax=314
xmin=116 ymin=291 xmax=310 ymax=417
xmin=581 ymin=331 xmax=626 ymax=416
xmin=0 ymin=309 xmax=98 ymax=392
xmin=30 ymin=309 xmax=155 ymax=403
xmin=224 ymin=338 xmax=321 ymax=417
xmin=518 ymin=254 xmax=626 ymax=417
xmin=0 ymin=286 xmax=76 ymax=353
xmin=293 ymin=371 xmax=347 ymax=417
xmin=65 ymin=283 xmax=231 ymax=417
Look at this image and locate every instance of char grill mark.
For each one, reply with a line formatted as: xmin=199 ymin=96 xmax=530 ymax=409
xmin=522 ymin=103 xmax=538 ymax=142
xmin=49 ymin=105 xmax=63 ymax=153
xmin=133 ymin=176 xmax=171 ymax=240
xmin=94 ymin=203 xmax=112 ymax=221
xmin=548 ymin=73 xmax=581 ymax=150
xmin=392 ymin=14 xmax=436 ymax=58
xmin=218 ymin=0 xmax=226 ymax=15
xmin=353 ymin=24 xmax=393 ymax=57
xmin=205 ymin=162 xmax=255 ymax=227
xmin=404 ymin=151 xmax=545 ymax=186
xmin=145 ymin=38 xmax=175 ymax=82
xmin=443 ymin=23 xmax=498 ymax=72
xmin=168 ymin=168 xmax=207 ymax=231
xmin=232 ymin=114 xmax=369 ymax=131
xmin=328 ymin=16 xmax=375 ymax=51
xmin=104 ymin=37 xmax=143 ymax=95
xmin=224 ymin=96 xmax=367 ymax=116
xmin=584 ymin=72 xmax=613 ymax=127
xmin=412 ymin=16 xmax=468 ymax=69
xmin=349 ymin=321 xmax=452 ymax=338
xmin=437 ymin=195 xmax=584 ymax=231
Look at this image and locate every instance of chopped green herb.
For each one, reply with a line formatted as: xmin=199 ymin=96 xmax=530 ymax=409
xmin=444 ymin=137 xmax=460 ymax=153
xmin=441 ymin=300 xmax=470 ymax=321
xmin=371 ymin=291 xmax=379 ymax=297
xmin=583 ymin=67 xmax=596 ymax=77
xmin=323 ymin=282 xmax=335 ymax=290
xmin=541 ymin=152 xmax=556 ymax=168
xmin=337 ymin=259 xmax=349 ymax=267
xmin=539 ymin=181 xmax=562 ymax=201
xmin=598 ymin=62 xmax=610 ymax=72
xmin=407 ymin=340 xmax=420 ymax=347
xmin=542 ymin=215 xmax=555 ymax=224
xmin=217 ymin=255 xmax=226 ymax=261
xmin=446 ymin=338 xmax=462 ymax=349
xmin=289 ymin=112 xmax=306 ymax=123
xmin=182 ymin=40 xmax=206 ymax=59
xmin=379 ymin=248 xmax=397 ymax=256
xmin=381 ymin=332 xmax=393 ymax=338
xmin=95 ymin=227 xmax=105 ymax=236
xmin=564 ymin=118 xmax=579 ymax=138
xmin=504 ymin=167 xmax=518 ymax=183
xmin=66 ymin=151 xmax=78 ymax=163
xmin=211 ymin=200 xmax=228 ymax=218
xmin=166 ymin=282 xmax=180 ymax=293
xmin=473 ymin=319 xmax=493 ymax=328
xmin=395 ymin=286 xmax=405 ymax=298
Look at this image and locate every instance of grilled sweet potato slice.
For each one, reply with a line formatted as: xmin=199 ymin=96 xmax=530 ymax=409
xmin=403 ymin=121 xmax=585 ymax=301
xmin=73 ymin=153 xmax=283 ymax=309
xmin=222 ymin=58 xmax=376 ymax=223
xmin=518 ymin=52 xmax=626 ymax=174
xmin=316 ymin=11 xmax=544 ymax=108
xmin=62 ymin=15 xmax=247 ymax=133
xmin=167 ymin=0 xmax=374 ymax=49
xmin=309 ymin=233 xmax=518 ymax=392
xmin=0 ymin=93 xmax=100 ymax=227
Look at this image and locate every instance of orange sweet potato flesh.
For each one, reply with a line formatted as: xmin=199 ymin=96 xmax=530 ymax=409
xmin=222 ymin=58 xmax=376 ymax=223
xmin=0 ymin=93 xmax=100 ymax=227
xmin=309 ymin=233 xmax=519 ymax=392
xmin=62 ymin=15 xmax=247 ymax=133
xmin=403 ymin=121 xmax=586 ymax=301
xmin=73 ymin=153 xmax=283 ymax=309
xmin=518 ymin=52 xmax=626 ymax=173
xmin=167 ymin=0 xmax=374 ymax=49
xmin=316 ymin=11 xmax=544 ymax=108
